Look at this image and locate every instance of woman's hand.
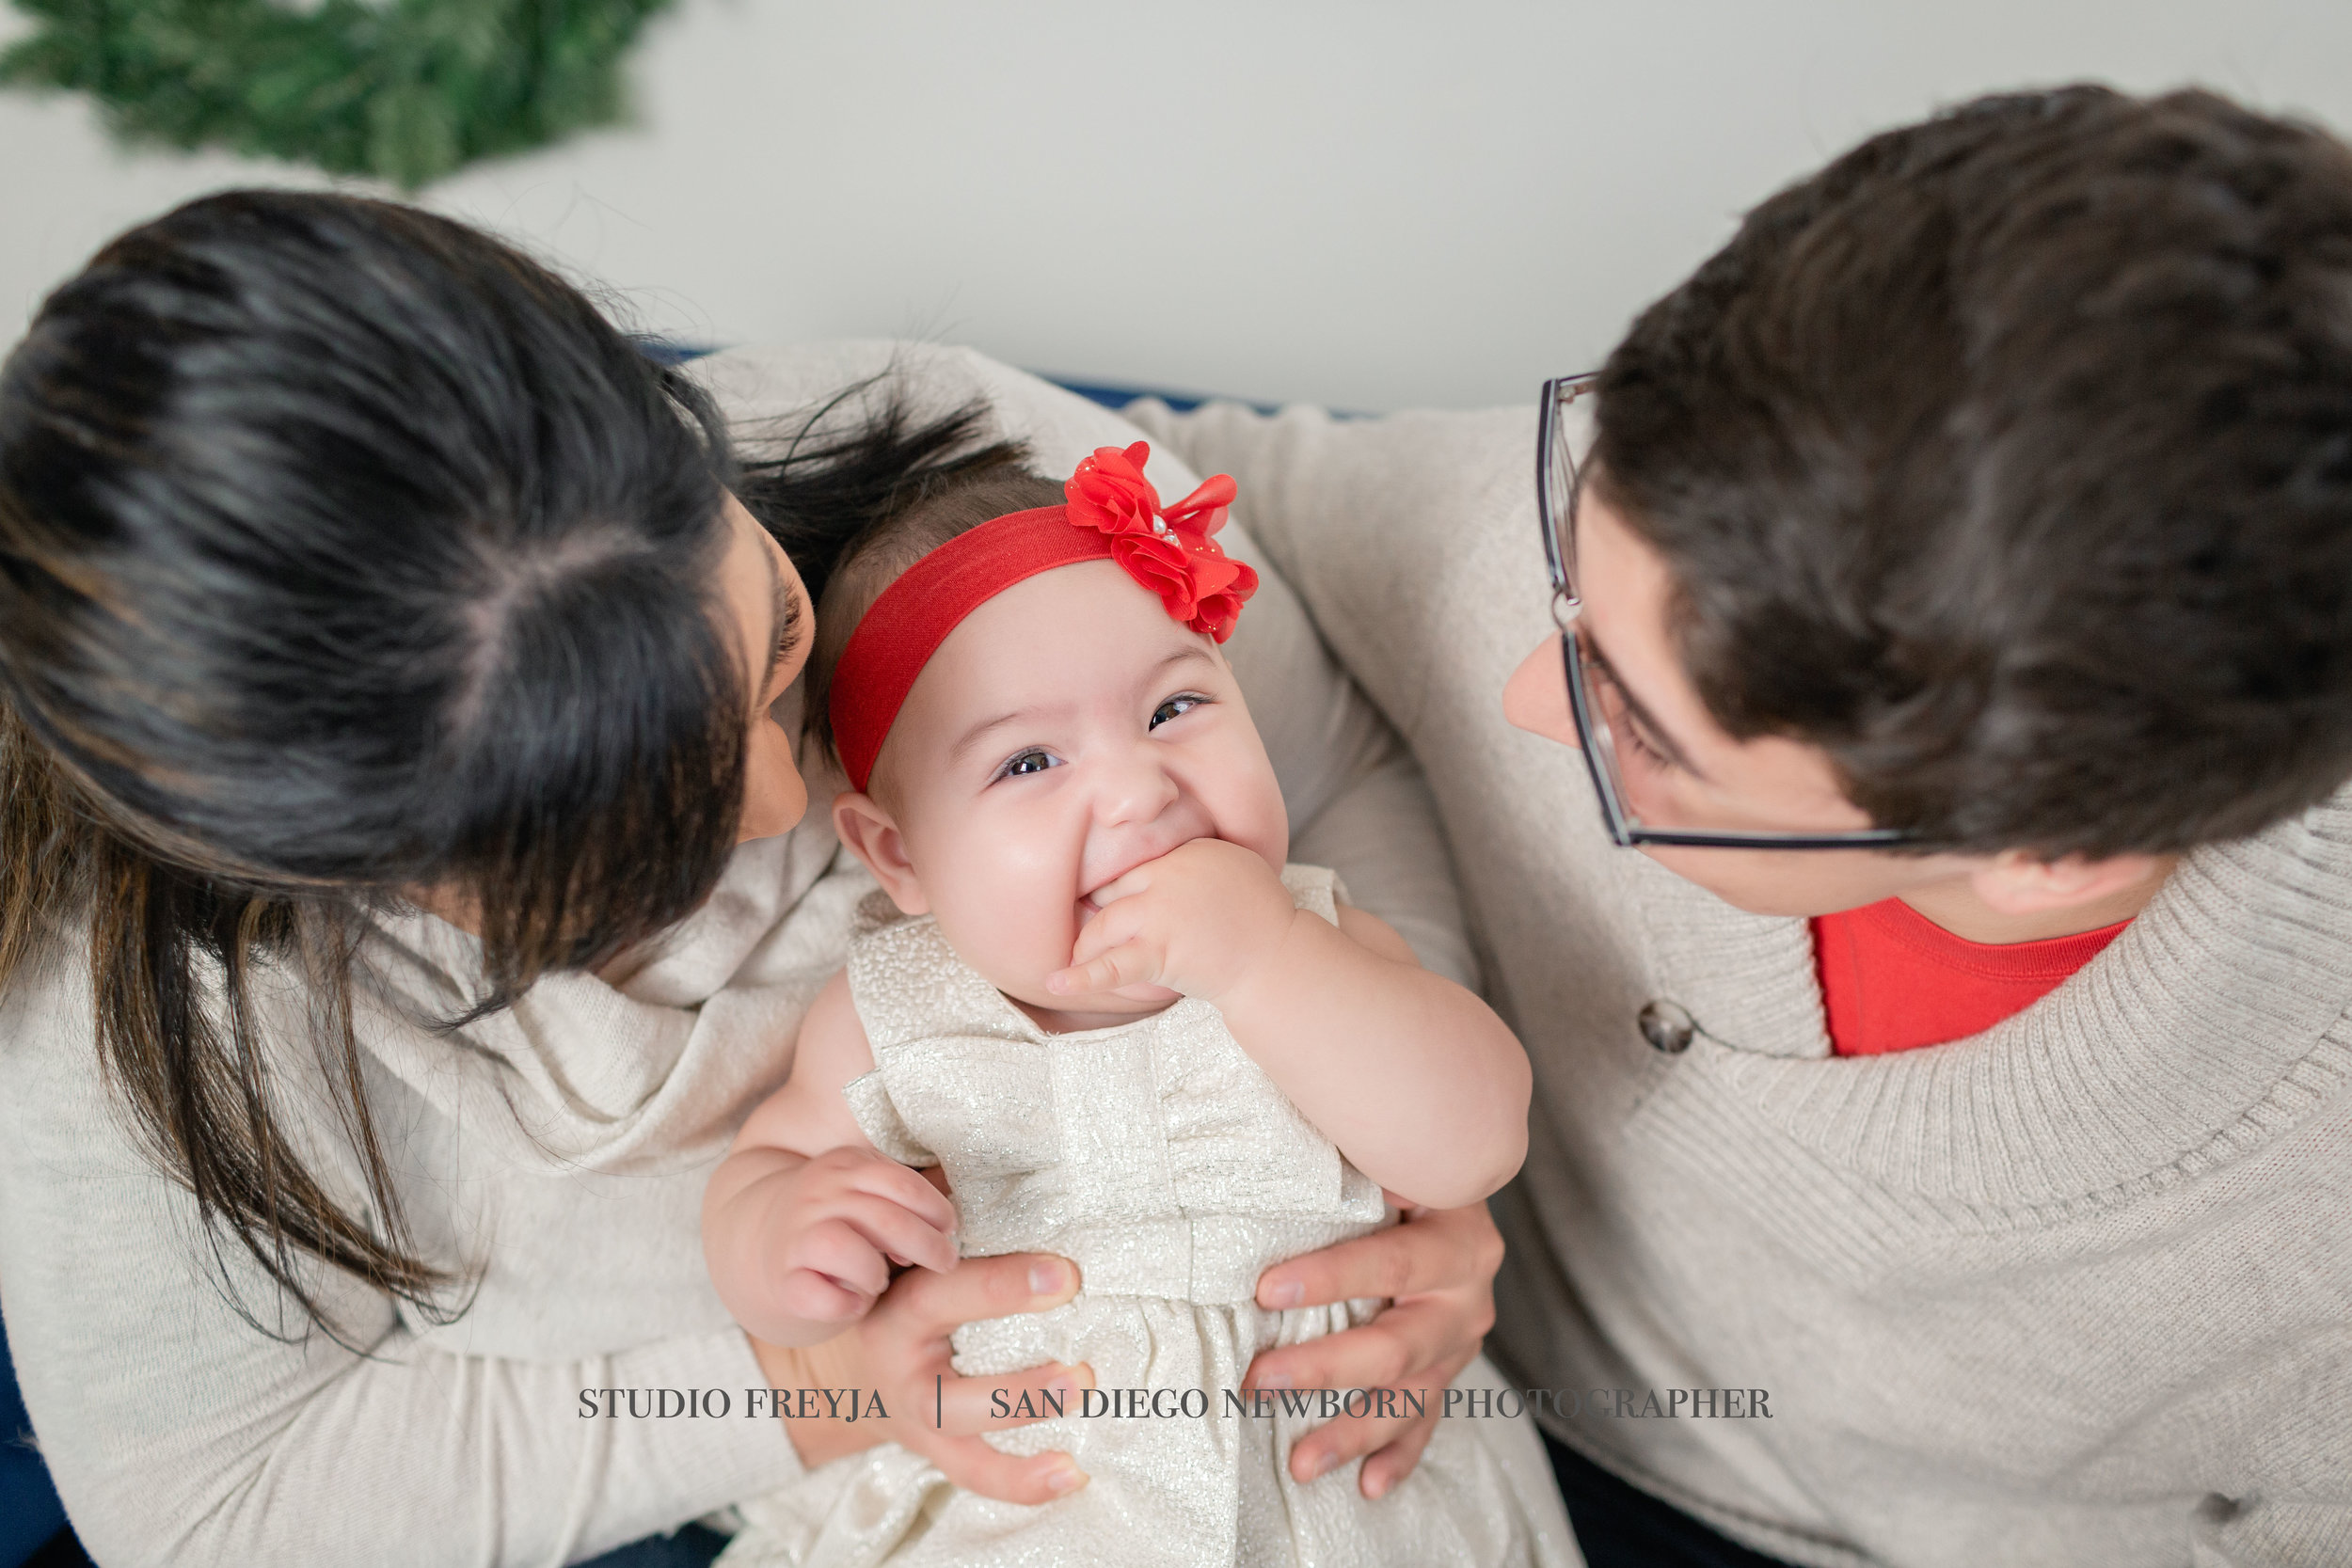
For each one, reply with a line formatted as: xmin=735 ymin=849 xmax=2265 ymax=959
xmin=1241 ymin=1200 xmax=1504 ymax=1498
xmin=752 ymin=1253 xmax=1098 ymax=1503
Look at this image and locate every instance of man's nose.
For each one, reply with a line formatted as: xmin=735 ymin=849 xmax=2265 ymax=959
xmin=1503 ymin=635 xmax=1581 ymax=750
xmin=1092 ymin=739 xmax=1181 ymax=826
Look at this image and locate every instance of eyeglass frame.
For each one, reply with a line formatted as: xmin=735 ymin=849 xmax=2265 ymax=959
xmin=1536 ymin=372 xmax=1921 ymax=851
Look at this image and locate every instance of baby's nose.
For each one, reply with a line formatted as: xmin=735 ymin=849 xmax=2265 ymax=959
xmin=1092 ymin=742 xmax=1181 ymax=826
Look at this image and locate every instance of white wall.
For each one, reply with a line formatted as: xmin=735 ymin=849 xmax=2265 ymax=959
xmin=7 ymin=1 xmax=2352 ymax=412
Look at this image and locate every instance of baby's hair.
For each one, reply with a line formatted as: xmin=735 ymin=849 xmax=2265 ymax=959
xmin=730 ymin=384 xmax=1060 ymax=768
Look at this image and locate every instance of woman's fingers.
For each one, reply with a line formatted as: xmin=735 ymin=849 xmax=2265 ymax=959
xmin=880 ymin=1252 xmax=1080 ymax=1342
xmin=914 ymin=1433 xmax=1089 ymax=1505
xmin=778 ymin=1254 xmax=1094 ymax=1498
xmin=1255 ymin=1201 xmax=1502 ymax=1311
xmin=933 ymin=1362 xmax=1096 ymax=1435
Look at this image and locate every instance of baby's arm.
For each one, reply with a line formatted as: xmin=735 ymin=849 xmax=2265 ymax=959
xmin=1052 ymin=840 xmax=1531 ymax=1210
xmin=703 ymin=971 xmax=960 ymax=1348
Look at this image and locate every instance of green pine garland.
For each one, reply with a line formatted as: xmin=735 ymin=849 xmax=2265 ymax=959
xmin=1 ymin=0 xmax=677 ymax=190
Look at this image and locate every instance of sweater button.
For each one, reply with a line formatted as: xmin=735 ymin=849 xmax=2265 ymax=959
xmin=1638 ymin=1000 xmax=1695 ymax=1054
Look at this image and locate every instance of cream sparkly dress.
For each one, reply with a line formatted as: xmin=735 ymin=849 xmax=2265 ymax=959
xmin=720 ymin=866 xmax=1579 ymax=1568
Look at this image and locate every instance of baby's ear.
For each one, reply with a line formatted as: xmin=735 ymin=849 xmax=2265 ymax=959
xmin=833 ymin=791 xmax=929 ymax=915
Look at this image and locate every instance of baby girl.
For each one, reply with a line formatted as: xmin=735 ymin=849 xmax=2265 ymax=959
xmin=704 ymin=440 xmax=1575 ymax=1567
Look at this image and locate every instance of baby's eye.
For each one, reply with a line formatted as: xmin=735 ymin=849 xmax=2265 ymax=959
xmin=996 ymin=748 xmax=1059 ymax=780
xmin=1150 ymin=694 xmax=1206 ymax=730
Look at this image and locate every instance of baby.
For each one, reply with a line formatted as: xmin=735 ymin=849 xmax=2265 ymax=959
xmin=705 ymin=441 xmax=1575 ymax=1567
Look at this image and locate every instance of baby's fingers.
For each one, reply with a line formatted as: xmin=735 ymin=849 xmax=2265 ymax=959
xmin=858 ymin=1159 xmax=960 ymax=1236
xmin=837 ymin=1192 xmax=960 ymax=1275
xmin=774 ymin=1266 xmax=872 ymax=1324
xmin=786 ymin=1218 xmax=895 ymax=1301
xmin=1048 ymin=940 xmax=1159 ymax=996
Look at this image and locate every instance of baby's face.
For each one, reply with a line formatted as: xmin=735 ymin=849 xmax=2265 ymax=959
xmin=858 ymin=560 xmax=1287 ymax=1024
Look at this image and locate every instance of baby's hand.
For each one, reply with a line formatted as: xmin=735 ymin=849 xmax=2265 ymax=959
xmin=1048 ymin=837 xmax=1296 ymax=1003
xmin=757 ymin=1146 xmax=961 ymax=1325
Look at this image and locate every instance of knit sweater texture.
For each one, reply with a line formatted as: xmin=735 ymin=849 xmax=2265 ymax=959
xmin=1123 ymin=395 xmax=2352 ymax=1568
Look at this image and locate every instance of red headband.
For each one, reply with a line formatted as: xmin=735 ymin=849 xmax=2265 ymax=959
xmin=828 ymin=442 xmax=1257 ymax=791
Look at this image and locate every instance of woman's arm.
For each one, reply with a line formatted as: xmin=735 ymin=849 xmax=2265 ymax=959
xmin=0 ymin=950 xmax=799 ymax=1568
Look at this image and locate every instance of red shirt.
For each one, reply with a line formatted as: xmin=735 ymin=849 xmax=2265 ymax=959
xmin=1811 ymin=897 xmax=2131 ymax=1055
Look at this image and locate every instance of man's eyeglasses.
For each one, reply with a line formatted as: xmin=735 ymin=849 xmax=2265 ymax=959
xmin=1537 ymin=372 xmax=1919 ymax=851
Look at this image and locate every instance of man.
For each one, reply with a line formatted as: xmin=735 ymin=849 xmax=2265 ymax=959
xmin=1135 ymin=85 xmax=2352 ymax=1567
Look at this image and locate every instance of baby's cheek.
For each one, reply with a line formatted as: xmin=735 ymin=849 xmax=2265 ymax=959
xmin=1224 ymin=770 xmax=1292 ymax=871
xmin=940 ymin=878 xmax=1081 ymax=989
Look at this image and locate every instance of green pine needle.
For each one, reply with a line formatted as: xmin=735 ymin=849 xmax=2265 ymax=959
xmin=1 ymin=0 xmax=677 ymax=189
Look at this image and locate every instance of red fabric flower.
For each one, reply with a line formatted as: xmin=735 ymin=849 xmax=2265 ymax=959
xmin=1064 ymin=442 xmax=1258 ymax=641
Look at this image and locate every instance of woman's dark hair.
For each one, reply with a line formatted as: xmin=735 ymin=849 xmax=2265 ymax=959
xmin=1594 ymin=85 xmax=2352 ymax=857
xmin=1 ymin=190 xmax=754 ymax=1334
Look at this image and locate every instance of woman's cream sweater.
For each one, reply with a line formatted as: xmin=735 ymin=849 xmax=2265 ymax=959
xmin=1126 ymin=396 xmax=2352 ymax=1568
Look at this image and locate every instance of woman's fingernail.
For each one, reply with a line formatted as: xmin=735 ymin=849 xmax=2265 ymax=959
xmin=1045 ymin=1461 xmax=1089 ymax=1495
xmin=1263 ymin=1279 xmax=1304 ymax=1309
xmin=1363 ymin=1468 xmax=1390 ymax=1499
xmin=1047 ymin=1373 xmax=1077 ymax=1396
xmin=1302 ymin=1449 xmax=1339 ymax=1481
xmin=1252 ymin=1370 xmax=1292 ymax=1391
xmin=1030 ymin=1260 xmax=1070 ymax=1294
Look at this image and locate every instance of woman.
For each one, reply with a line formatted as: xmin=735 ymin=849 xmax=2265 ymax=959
xmin=0 ymin=193 xmax=1500 ymax=1566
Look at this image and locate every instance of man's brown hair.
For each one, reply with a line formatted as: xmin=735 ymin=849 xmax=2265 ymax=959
xmin=1595 ymin=85 xmax=2352 ymax=856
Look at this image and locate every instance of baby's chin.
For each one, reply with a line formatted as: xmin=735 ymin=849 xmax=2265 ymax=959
xmin=1001 ymin=977 xmax=1182 ymax=1034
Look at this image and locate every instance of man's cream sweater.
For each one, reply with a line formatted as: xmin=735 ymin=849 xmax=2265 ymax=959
xmin=1126 ymin=394 xmax=2352 ymax=1568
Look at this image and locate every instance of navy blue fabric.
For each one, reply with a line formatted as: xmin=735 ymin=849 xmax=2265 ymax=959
xmin=634 ymin=337 xmax=720 ymax=368
xmin=21 ymin=1531 xmax=91 ymax=1568
xmin=1036 ymin=375 xmax=1283 ymax=418
xmin=1544 ymin=1432 xmax=1799 ymax=1568
xmin=2 ymin=1309 xmax=70 ymax=1568
xmin=575 ymin=1521 xmax=731 ymax=1567
xmin=625 ymin=339 xmax=1289 ymax=420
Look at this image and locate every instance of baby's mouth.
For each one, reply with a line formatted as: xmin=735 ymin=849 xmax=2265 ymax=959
xmin=1079 ymin=834 xmax=1206 ymax=915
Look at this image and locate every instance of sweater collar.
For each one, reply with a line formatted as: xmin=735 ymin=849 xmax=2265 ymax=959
xmin=1629 ymin=784 xmax=2352 ymax=1205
